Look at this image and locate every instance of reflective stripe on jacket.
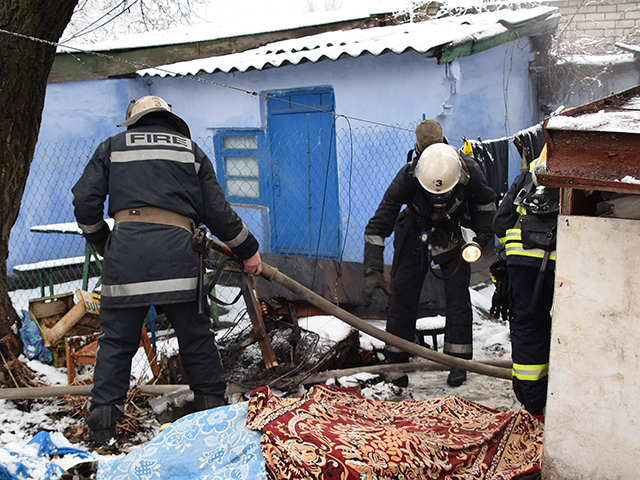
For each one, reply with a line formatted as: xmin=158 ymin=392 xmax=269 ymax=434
xmin=72 ymin=116 xmax=259 ymax=307
xmin=493 ymin=159 xmax=557 ymax=269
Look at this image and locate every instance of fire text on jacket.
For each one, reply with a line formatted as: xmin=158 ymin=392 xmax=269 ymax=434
xmin=126 ymin=132 xmax=192 ymax=149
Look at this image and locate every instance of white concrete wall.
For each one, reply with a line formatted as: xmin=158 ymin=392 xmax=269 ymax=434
xmin=543 ymin=215 xmax=640 ymax=479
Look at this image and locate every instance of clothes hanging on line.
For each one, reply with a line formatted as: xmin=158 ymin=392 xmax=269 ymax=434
xmin=467 ymin=137 xmax=511 ymax=200
xmin=513 ymin=123 xmax=546 ymax=171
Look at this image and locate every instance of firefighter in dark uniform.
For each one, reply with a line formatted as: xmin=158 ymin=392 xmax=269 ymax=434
xmin=72 ymin=96 xmax=262 ymax=445
xmin=492 ymin=145 xmax=558 ymax=415
xmin=363 ymin=120 xmax=497 ymax=387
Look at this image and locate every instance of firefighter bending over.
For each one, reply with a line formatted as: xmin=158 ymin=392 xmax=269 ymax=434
xmin=363 ymin=119 xmax=497 ymax=387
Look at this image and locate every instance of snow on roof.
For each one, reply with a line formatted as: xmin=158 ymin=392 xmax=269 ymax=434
xmin=555 ymin=53 xmax=636 ymax=66
xmin=58 ymin=0 xmax=414 ymax=54
xmin=546 ymin=92 xmax=640 ymax=134
xmin=137 ymin=6 xmax=559 ymax=78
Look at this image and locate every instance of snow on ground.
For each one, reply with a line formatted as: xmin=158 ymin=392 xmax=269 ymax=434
xmin=1 ymin=279 xmax=515 ymax=477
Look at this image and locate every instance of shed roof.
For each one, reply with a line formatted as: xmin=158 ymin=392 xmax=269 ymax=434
xmin=137 ymin=6 xmax=560 ymax=78
xmin=541 ymin=84 xmax=640 ymax=194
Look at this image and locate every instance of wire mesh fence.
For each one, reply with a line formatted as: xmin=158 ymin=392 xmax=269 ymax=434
xmin=8 ymin=124 xmax=414 ymax=384
xmin=8 ymin=125 xmax=414 ymax=307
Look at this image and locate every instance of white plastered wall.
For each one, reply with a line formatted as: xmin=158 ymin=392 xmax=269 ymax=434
xmin=543 ymin=215 xmax=640 ymax=479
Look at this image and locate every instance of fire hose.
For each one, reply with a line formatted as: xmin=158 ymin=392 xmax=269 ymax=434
xmin=202 ymin=232 xmax=511 ymax=381
xmin=0 ymin=236 xmax=511 ymax=401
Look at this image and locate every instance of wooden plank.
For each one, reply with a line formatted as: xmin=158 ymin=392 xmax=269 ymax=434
xmin=43 ymin=301 xmax=86 ymax=346
xmin=242 ymin=274 xmax=278 ymax=370
xmin=28 ymin=293 xmax=74 ymax=322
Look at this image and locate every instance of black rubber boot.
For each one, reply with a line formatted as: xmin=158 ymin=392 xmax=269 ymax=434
xmin=382 ymin=345 xmax=411 ymax=364
xmin=447 ymin=368 xmax=467 ymax=387
xmin=193 ymin=394 xmax=226 ymax=412
xmin=86 ymin=405 xmax=123 ymax=446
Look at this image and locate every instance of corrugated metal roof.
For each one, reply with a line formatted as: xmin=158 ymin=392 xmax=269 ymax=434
xmin=138 ymin=6 xmax=559 ymax=78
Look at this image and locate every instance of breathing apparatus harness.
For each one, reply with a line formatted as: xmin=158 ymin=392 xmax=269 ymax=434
xmin=390 ymin=166 xmax=470 ymax=281
xmin=512 ymin=173 xmax=560 ymax=251
xmin=511 ymin=163 xmax=560 ymax=314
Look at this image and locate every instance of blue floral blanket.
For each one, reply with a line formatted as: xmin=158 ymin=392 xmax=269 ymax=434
xmin=97 ymin=402 xmax=267 ymax=480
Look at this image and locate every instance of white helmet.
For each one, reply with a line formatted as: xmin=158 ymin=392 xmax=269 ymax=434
xmin=117 ymin=95 xmax=191 ymax=138
xmin=414 ymin=143 xmax=462 ymax=194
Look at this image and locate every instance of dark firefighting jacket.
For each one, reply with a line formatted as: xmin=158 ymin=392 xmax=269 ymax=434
xmin=72 ymin=115 xmax=259 ymax=308
xmin=364 ymin=150 xmax=497 ymax=272
xmin=493 ymin=159 xmax=558 ymax=269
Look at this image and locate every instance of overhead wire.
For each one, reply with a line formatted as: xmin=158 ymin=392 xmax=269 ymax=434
xmin=0 ymin=27 xmax=414 ymax=133
xmin=0 ymin=23 xmax=525 ymax=312
xmin=1 ymin=24 xmax=413 ymax=317
xmin=61 ymin=0 xmax=139 ymax=43
xmin=1 ymin=25 xmax=394 ymax=314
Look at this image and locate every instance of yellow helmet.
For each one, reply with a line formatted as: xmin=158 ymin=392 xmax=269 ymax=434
xmin=531 ymin=144 xmax=548 ymax=187
xmin=117 ymin=95 xmax=191 ymax=138
xmin=414 ymin=143 xmax=462 ymax=194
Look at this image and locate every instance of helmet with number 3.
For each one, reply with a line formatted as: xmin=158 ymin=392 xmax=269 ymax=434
xmin=414 ymin=143 xmax=462 ymax=195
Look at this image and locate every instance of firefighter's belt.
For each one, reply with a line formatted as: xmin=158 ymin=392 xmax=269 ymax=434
xmin=114 ymin=207 xmax=195 ymax=233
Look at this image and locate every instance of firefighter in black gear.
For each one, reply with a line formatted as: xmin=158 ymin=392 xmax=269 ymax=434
xmin=72 ymin=95 xmax=262 ymax=445
xmin=492 ymin=145 xmax=558 ymax=415
xmin=363 ymin=119 xmax=497 ymax=387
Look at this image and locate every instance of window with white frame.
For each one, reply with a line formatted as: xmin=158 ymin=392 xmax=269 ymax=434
xmin=216 ymin=132 xmax=261 ymax=200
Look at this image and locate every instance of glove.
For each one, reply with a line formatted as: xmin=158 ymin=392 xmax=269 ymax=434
xmin=95 ymin=238 xmax=107 ymax=257
xmin=489 ymin=259 xmax=509 ymax=321
xmin=94 ymin=229 xmax=111 ymax=257
xmin=85 ymin=221 xmax=111 ymax=257
xmin=490 ymin=290 xmax=509 ymax=322
xmin=473 ymin=232 xmax=493 ymax=250
xmin=363 ymin=267 xmax=391 ymax=304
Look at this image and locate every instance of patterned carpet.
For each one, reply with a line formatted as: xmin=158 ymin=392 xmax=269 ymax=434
xmin=246 ymin=384 xmax=544 ymax=479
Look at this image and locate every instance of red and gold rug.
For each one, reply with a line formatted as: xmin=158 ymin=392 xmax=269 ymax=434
xmin=246 ymin=384 xmax=543 ymax=479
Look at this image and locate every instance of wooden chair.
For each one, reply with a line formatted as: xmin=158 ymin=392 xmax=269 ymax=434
xmin=65 ymin=325 xmax=160 ymax=385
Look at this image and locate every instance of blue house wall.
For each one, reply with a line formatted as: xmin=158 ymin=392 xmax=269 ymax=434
xmin=10 ymin=37 xmax=537 ymax=273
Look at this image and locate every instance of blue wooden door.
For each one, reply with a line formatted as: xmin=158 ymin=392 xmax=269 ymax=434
xmin=267 ymin=88 xmax=340 ymax=259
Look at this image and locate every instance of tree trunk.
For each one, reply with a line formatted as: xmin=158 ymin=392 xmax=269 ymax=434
xmin=0 ymin=0 xmax=79 ymax=360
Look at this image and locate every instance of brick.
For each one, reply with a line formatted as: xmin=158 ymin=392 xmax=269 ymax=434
xmin=596 ymin=20 xmax=617 ymax=29
xmin=586 ymin=13 xmax=606 ymax=21
xmin=596 ymin=4 xmax=617 ymax=13
xmin=542 ymin=0 xmax=570 ymax=7
xmin=616 ymin=19 xmax=637 ymax=28
xmin=556 ymin=6 xmax=574 ymax=14
xmin=624 ymin=10 xmax=640 ymax=20
xmin=567 ymin=13 xmax=588 ymax=22
xmin=583 ymin=28 xmax=606 ymax=37
xmin=575 ymin=20 xmax=600 ymax=30
xmin=604 ymin=11 xmax=625 ymax=21
xmin=579 ymin=5 xmax=598 ymax=14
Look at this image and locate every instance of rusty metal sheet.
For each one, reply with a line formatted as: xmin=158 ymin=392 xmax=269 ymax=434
xmin=540 ymin=85 xmax=640 ymax=194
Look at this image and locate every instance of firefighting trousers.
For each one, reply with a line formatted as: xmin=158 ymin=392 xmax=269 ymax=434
xmin=507 ymin=264 xmax=554 ymax=415
xmin=386 ymin=245 xmax=473 ymax=361
xmin=89 ymin=295 xmax=226 ymax=408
